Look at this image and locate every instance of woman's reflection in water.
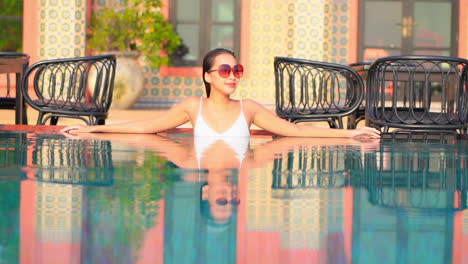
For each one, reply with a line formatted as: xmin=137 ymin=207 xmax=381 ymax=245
xmin=201 ymin=168 xmax=240 ymax=225
xmin=68 ymin=133 xmax=249 ymax=263
xmin=163 ymin=135 xmax=248 ymax=264
xmin=194 ymin=136 xmax=247 ymax=225
xmin=62 ymin=132 xmax=379 ymax=263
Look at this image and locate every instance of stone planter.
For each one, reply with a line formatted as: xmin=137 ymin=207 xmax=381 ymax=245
xmin=109 ymin=51 xmax=145 ymax=109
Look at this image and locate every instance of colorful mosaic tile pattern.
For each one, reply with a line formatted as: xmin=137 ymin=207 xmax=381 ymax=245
xmin=85 ymin=0 xmax=354 ymax=108
xmin=139 ymin=66 xmax=205 ymax=109
xmin=39 ymin=0 xmax=87 ymax=59
xmin=289 ymin=0 xmax=325 ymax=60
xmin=236 ymin=0 xmax=291 ymax=105
xmin=324 ymin=0 xmax=351 ymax=64
xmin=136 ymin=0 xmax=351 ymax=108
xmin=36 ymin=0 xmax=468 ymax=108
xmin=36 ymin=183 xmax=83 ymax=242
xmin=247 ymin=163 xmax=346 ymax=249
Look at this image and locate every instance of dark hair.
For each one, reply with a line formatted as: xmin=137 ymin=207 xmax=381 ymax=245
xmin=202 ymin=48 xmax=237 ymax=97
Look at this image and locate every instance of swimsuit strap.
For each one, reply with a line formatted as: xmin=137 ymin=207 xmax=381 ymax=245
xmin=196 ymin=97 xmax=203 ymax=170
xmin=198 ymin=97 xmax=203 ymax=117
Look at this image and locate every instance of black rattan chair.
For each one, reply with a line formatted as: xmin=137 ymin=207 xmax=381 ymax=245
xmin=366 ymin=55 xmax=468 ymax=136
xmin=274 ymin=57 xmax=364 ymax=128
xmin=22 ymin=55 xmax=116 ymax=125
xmin=347 ymin=62 xmax=371 ymax=129
xmin=0 ymin=52 xmax=30 ymax=124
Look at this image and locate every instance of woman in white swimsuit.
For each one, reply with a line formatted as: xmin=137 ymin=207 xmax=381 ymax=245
xmin=61 ymin=48 xmax=381 ymax=139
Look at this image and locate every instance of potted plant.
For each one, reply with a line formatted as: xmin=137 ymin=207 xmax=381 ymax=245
xmin=88 ymin=0 xmax=184 ymax=109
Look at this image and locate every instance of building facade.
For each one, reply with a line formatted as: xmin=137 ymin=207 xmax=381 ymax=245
xmin=19 ymin=0 xmax=468 ymax=109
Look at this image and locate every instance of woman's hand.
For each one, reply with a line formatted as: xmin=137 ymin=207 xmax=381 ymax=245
xmin=60 ymin=125 xmax=95 ymax=134
xmin=349 ymin=126 xmax=381 ymax=139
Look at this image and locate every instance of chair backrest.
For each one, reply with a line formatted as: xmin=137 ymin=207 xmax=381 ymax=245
xmin=349 ymin=62 xmax=371 ymax=81
xmin=22 ymin=55 xmax=116 ymax=116
xmin=274 ymin=57 xmax=364 ymax=123
xmin=0 ymin=52 xmax=29 ymax=104
xmin=366 ymin=55 xmax=468 ymax=134
xmin=33 ymin=134 xmax=114 ymax=186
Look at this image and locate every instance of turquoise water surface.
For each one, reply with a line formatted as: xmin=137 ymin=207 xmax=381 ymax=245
xmin=0 ymin=131 xmax=467 ymax=264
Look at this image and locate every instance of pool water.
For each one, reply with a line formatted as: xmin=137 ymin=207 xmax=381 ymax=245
xmin=0 ymin=130 xmax=467 ymax=264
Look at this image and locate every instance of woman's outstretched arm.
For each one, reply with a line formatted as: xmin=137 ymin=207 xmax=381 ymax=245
xmin=61 ymin=96 xmax=198 ymax=134
xmin=245 ymin=99 xmax=380 ymax=138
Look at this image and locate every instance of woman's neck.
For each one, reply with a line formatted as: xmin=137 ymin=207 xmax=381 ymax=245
xmin=207 ymin=93 xmax=232 ymax=106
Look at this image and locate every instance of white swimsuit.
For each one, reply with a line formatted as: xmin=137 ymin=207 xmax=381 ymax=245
xmin=194 ymin=98 xmax=250 ymax=138
xmin=194 ymin=97 xmax=250 ymax=168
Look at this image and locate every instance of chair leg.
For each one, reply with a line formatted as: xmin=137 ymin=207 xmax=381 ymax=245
xmin=337 ymin=118 xmax=344 ymax=129
xmin=50 ymin=116 xmax=59 ymax=125
xmin=347 ymin=114 xmax=357 ymax=129
xmin=36 ymin=112 xmax=45 ymax=125
xmin=327 ymin=119 xmax=340 ymax=129
xmin=22 ymin=104 xmax=28 ymax=125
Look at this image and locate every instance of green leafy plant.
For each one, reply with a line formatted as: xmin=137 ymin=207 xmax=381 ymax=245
xmin=0 ymin=0 xmax=23 ymax=52
xmin=86 ymin=150 xmax=179 ymax=260
xmin=88 ymin=0 xmax=183 ymax=68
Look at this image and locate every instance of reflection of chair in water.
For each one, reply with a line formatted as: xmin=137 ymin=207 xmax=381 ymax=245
xmin=352 ymin=184 xmax=457 ymax=264
xmin=352 ymin=142 xmax=464 ymax=263
xmin=271 ymin=146 xmax=363 ymax=193
xmin=364 ymin=142 xmax=468 ymax=211
xmin=33 ymin=134 xmax=113 ymax=186
xmin=0 ymin=52 xmax=30 ymax=124
xmin=0 ymin=132 xmax=27 ymax=180
xmin=274 ymin=57 xmax=364 ymax=128
xmin=366 ymin=55 xmax=468 ymax=136
xmin=22 ymin=55 xmax=116 ymax=125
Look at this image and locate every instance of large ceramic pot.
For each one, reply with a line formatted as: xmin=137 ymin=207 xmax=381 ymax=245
xmin=110 ymin=51 xmax=145 ymax=109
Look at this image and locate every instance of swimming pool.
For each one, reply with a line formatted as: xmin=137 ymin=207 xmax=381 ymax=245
xmin=0 ymin=127 xmax=467 ymax=264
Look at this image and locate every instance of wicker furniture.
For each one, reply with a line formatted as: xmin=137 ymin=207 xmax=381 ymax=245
xmin=366 ymin=55 xmax=468 ymax=136
xmin=347 ymin=62 xmax=371 ymax=129
xmin=22 ymin=55 xmax=116 ymax=125
xmin=0 ymin=52 xmax=30 ymax=124
xmin=274 ymin=57 xmax=364 ymax=128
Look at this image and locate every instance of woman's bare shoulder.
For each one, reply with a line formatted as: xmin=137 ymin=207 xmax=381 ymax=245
xmin=242 ymin=98 xmax=267 ymax=110
xmin=181 ymin=96 xmax=201 ymax=104
xmin=242 ymin=98 xmax=260 ymax=106
xmin=167 ymin=96 xmax=202 ymax=118
xmin=174 ymin=96 xmax=202 ymax=109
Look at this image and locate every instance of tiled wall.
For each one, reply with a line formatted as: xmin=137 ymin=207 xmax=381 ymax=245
xmin=34 ymin=0 xmax=468 ymax=108
xmin=34 ymin=0 xmax=353 ymax=108
xmin=36 ymin=183 xmax=83 ymax=241
xmin=38 ymin=0 xmax=87 ymax=59
xmin=135 ymin=0 xmax=352 ymax=109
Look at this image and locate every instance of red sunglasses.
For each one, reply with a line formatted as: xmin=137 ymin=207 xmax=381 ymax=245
xmin=208 ymin=64 xmax=244 ymax=78
xmin=216 ymin=197 xmax=241 ymax=206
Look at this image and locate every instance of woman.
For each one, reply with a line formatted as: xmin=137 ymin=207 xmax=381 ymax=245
xmin=61 ymin=48 xmax=380 ymax=138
